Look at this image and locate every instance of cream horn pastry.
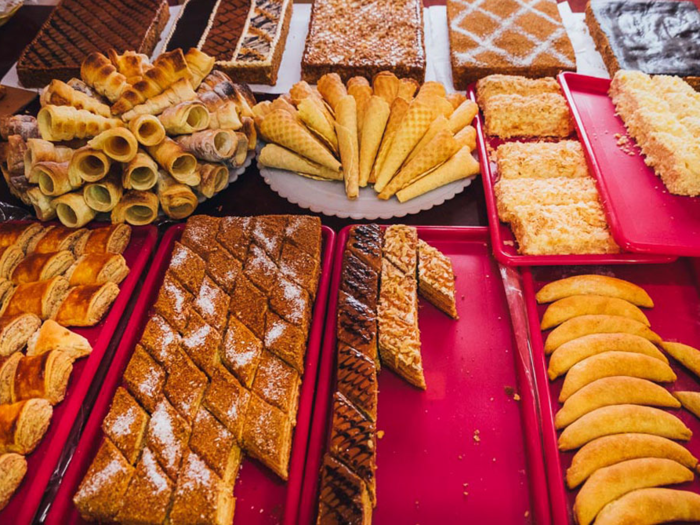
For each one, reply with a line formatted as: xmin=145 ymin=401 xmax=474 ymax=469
xmin=359 ymin=96 xmax=391 ymax=187
xmin=0 ymin=115 xmax=38 ymax=141
xmin=0 ymin=276 xmax=69 ymax=320
xmin=26 ymin=188 xmax=56 ymax=221
xmin=65 ymin=253 xmax=129 ymax=287
xmin=88 ymin=128 xmax=138 ymax=163
xmin=121 ymin=79 xmax=197 ymax=122
xmin=0 ymin=246 xmax=24 ymax=280
xmin=0 ymin=354 xmax=20 ymax=404
xmin=147 ymin=138 xmax=199 ymax=186
xmin=0 ymin=453 xmax=27 ymax=511
xmin=84 ymin=170 xmax=123 ymax=212
xmin=80 ymin=52 xmax=129 ymax=103
xmin=82 ymin=224 xmax=131 ymax=256
xmin=0 ymin=314 xmax=41 ymax=357
xmin=128 ymin=114 xmax=166 ymax=147
xmin=26 ymin=319 xmax=92 ymax=360
xmin=10 ymin=251 xmax=75 ymax=285
xmin=184 ymin=48 xmax=215 ymax=90
xmin=241 ymin=116 xmax=256 ymax=151
xmin=197 ymin=90 xmax=242 ymax=130
xmin=37 ymin=105 xmax=124 ymax=142
xmin=159 ymin=100 xmax=210 ymax=135
xmin=66 ymin=78 xmax=98 ymax=98
xmin=23 ymin=139 xmax=73 ymax=178
xmin=196 ymin=163 xmax=229 ymax=199
xmin=12 ymin=351 xmax=74 ymax=405
xmin=107 ymin=50 xmax=152 ymax=85
xmin=30 ymin=161 xmax=79 ymax=197
xmin=111 ymin=190 xmax=159 ymax=226
xmin=0 ymin=399 xmax=52 ymax=455
xmin=68 ymin=147 xmax=111 ymax=184
xmin=54 ymin=283 xmax=120 ymax=327
xmin=157 ymin=171 xmax=198 ymax=220
xmin=231 ymin=132 xmax=250 ymax=166
xmin=175 ymin=129 xmax=237 ymax=163
xmin=40 ymin=79 xmax=111 ymax=118
xmin=54 ymin=191 xmax=98 ymax=229
xmin=122 ymin=151 xmax=158 ymax=191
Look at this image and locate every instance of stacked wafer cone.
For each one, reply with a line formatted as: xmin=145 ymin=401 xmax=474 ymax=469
xmin=255 ymin=72 xmax=481 ymax=202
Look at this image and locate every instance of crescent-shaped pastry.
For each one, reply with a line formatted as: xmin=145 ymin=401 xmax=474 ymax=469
xmin=548 ymin=333 xmax=668 ymax=380
xmin=536 ymin=274 xmax=654 ymax=307
xmin=0 ymin=246 xmax=24 ymax=280
xmin=559 ymin=351 xmax=676 ymax=402
xmin=54 ymin=191 xmax=98 ymax=229
xmin=558 ymin=405 xmax=692 ymax=451
xmin=122 ymin=151 xmax=159 ymax=191
xmin=10 ymin=251 xmax=75 ymax=285
xmin=26 ymin=187 xmax=57 ymax=221
xmin=541 ymin=295 xmax=649 ymax=330
xmin=40 ymin=79 xmax=111 ymax=118
xmin=0 ymin=399 xmax=53 ymax=454
xmin=26 ymin=320 xmax=92 ymax=360
xmin=158 ymin=100 xmax=210 ymax=135
xmin=23 ymin=139 xmax=73 ymax=179
xmin=26 ymin=225 xmax=89 ymax=255
xmin=157 ymin=171 xmax=198 ymax=220
xmin=674 ymin=391 xmax=700 ymax=420
xmin=544 ymin=315 xmax=662 ymax=353
xmin=12 ymin=351 xmax=74 ymax=405
xmin=128 ymin=114 xmax=166 ymax=147
xmin=68 ymin=147 xmax=111 ymax=184
xmin=65 ymin=253 xmax=129 ymax=286
xmin=84 ymin=171 xmax=123 ymax=213
xmin=574 ymin=458 xmax=694 ymax=525
xmin=110 ymin=191 xmax=159 ymax=226
xmin=88 ymin=128 xmax=138 ymax=163
xmin=0 ymin=223 xmax=44 ymax=252
xmin=594 ymin=488 xmax=700 ymax=525
xmin=0 ymin=314 xmax=41 ymax=357
xmin=1 ymin=276 xmax=69 ymax=320
xmin=147 ymin=138 xmax=199 ymax=186
xmin=0 ymin=354 xmax=21 ymax=404
xmin=556 ymin=377 xmax=680 ymax=429
xmin=0 ymin=453 xmax=27 ymax=511
xmin=567 ymin=433 xmax=699 ymax=489
xmin=53 ymin=283 xmax=120 ymax=327
xmin=661 ymin=341 xmax=700 ymax=379
xmin=37 ymin=105 xmax=124 ymax=142
xmin=196 ymin=163 xmax=229 ymax=199
xmin=82 ymin=224 xmax=131 ymax=255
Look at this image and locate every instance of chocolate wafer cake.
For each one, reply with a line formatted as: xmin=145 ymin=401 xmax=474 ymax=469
xmin=301 ymin=0 xmax=427 ymax=84
xmin=16 ymin=0 xmax=169 ymax=88
xmin=447 ymin=0 xmax=576 ymax=89
xmin=586 ymin=0 xmax=700 ymax=90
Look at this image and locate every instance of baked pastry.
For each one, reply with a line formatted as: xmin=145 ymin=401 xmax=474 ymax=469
xmin=181 ymin=311 xmax=222 ymax=377
xmin=189 ymin=407 xmax=242 ymax=484
xmin=111 ymin=190 xmax=159 ymax=226
xmin=447 ymin=0 xmax=576 ymax=89
xmin=26 ymin=225 xmax=90 ymax=255
xmin=24 ymin=319 xmax=90 ymax=359
xmin=10 ymin=251 xmax=75 ymax=285
xmin=146 ymin=398 xmax=192 ymax=481
xmin=0 ymin=399 xmax=53 ymax=455
xmin=495 ymin=140 xmax=589 ymax=180
xmin=101 ymin=387 xmax=150 ymax=464
xmin=203 ymin=365 xmax=251 ymax=443
xmin=168 ymin=241 xmax=206 ymax=294
xmin=346 ymin=224 xmax=382 ymax=273
xmin=337 ymin=290 xmax=378 ymax=364
xmin=285 ymin=216 xmax=322 ymax=261
xmin=205 ymin=243 xmax=242 ymax=294
xmin=228 ymin=275 xmax=267 ymax=340
xmin=302 ymin=0 xmax=426 ymax=83
xmin=0 ymin=314 xmax=42 ymax=357
xmin=53 ymin=282 xmax=120 ymax=326
xmin=269 ymin=274 xmax=312 ymax=334
xmin=1 ymin=276 xmax=69 ymax=320
xmin=82 ymin=224 xmax=132 ymax=255
xmin=139 ymin=314 xmax=180 ymax=370
xmin=221 ymin=315 xmax=263 ymax=389
xmin=0 ymin=223 xmax=43 ymax=252
xmin=0 ymin=453 xmax=27 ymax=511
xmin=279 ymin=240 xmax=321 ymax=299
xmin=252 ymin=350 xmax=300 ymax=416
xmin=475 ymin=74 xmax=562 ymax=104
xmin=243 ymin=243 xmax=279 ymax=295
xmin=0 ymin=354 xmax=21 ymax=405
xmin=264 ymin=311 xmax=307 ymax=374
xmin=337 ymin=343 xmax=378 ymax=423
xmin=181 ymin=215 xmax=222 ymax=259
xmin=193 ymin=276 xmax=228 ymax=333
xmin=153 ymin=271 xmax=194 ymax=333
xmin=0 ymin=116 xmax=39 ymax=142
xmin=0 ymin=280 xmax=14 ymax=313
xmin=217 ymin=216 xmax=252 ymax=261
xmin=417 ymin=240 xmax=458 ymax=319
xmin=316 ymin=454 xmax=372 ymax=525
xmin=242 ymin=393 xmax=293 ymax=480
xmin=480 ymin=92 xmax=574 ymax=138
xmin=163 ymin=348 xmax=208 ymax=424
xmin=12 ymin=351 xmax=74 ymax=405
xmin=64 ymin=253 xmax=130 ymax=286
xmin=123 ymin=344 xmax=166 ymax=414
xmin=0 ymin=246 xmax=24 ymax=280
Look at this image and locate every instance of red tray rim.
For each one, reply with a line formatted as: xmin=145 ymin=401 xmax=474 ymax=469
xmin=45 ymin=222 xmax=336 ymax=525
xmin=468 ymin=86 xmax=677 ymax=267
xmin=3 ymin=222 xmax=157 ymax=525
xmin=297 ymin=224 xmax=553 ymax=525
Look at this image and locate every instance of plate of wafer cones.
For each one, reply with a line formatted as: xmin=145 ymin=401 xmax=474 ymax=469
xmin=253 ymin=72 xmax=481 ymax=219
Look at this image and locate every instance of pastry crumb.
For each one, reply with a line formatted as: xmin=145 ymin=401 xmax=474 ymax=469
xmin=473 ymin=430 xmax=480 ymax=443
xmin=377 ymin=430 xmax=385 ymax=439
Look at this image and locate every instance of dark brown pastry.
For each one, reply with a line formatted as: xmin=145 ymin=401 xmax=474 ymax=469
xmin=279 ymin=240 xmax=321 ymax=299
xmin=180 ymin=215 xmax=222 ymax=259
xmin=337 ymin=343 xmax=378 ymax=423
xmin=229 ymin=275 xmax=267 ymax=340
xmin=243 ymin=243 xmax=279 ymax=295
xmin=336 ymin=290 xmax=377 ymax=363
xmin=285 ymin=216 xmax=322 ymax=261
xmin=316 ymin=454 xmax=372 ymax=524
xmin=205 ymin=243 xmax=242 ymax=293
xmin=181 ymin=311 xmax=222 ymax=377
xmin=216 ymin=216 xmax=252 ymax=261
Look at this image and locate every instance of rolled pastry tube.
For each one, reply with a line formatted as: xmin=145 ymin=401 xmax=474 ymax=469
xmin=13 ymin=351 xmax=74 ymax=405
xmin=54 ymin=283 xmax=120 ymax=327
xmin=23 ymin=139 xmax=73 ymax=178
xmin=0 ymin=276 xmax=69 ymax=320
xmin=10 ymin=251 xmax=75 ymax=285
xmin=196 ymin=163 xmax=229 ymax=198
xmin=128 ymin=114 xmax=165 ymax=147
xmin=5 ymin=136 xmax=26 ymax=176
xmin=68 ymin=147 xmax=111 ymax=184
xmin=229 ymin=132 xmax=249 ymax=167
xmin=0 ymin=453 xmax=27 ymax=511
xmin=157 ymin=171 xmax=198 ymax=220
xmin=241 ymin=116 xmax=256 ymax=151
xmin=26 ymin=187 xmax=56 ymax=221
xmin=37 ymin=105 xmax=124 ymax=141
xmin=0 ymin=354 xmax=21 ymax=404
xmin=175 ymin=129 xmax=236 ymax=162
xmin=30 ymin=161 xmax=78 ymax=197
xmin=26 ymin=319 xmax=92 ymax=360
xmin=121 ymin=78 xmax=197 ymax=121
xmin=54 ymin=191 xmax=98 ymax=228
xmin=80 ymin=52 xmax=128 ymax=103
xmin=82 ymin=224 xmax=131 ymax=255
xmin=184 ymin=48 xmax=215 ymax=89
xmin=159 ymin=100 xmax=210 ymax=135
xmin=0 ymin=246 xmax=24 ymax=280
xmin=123 ymin=151 xmax=158 ymax=191
xmin=0 ymin=399 xmax=53 ymax=454
xmin=197 ymin=90 xmax=242 ymax=130
xmin=107 ymin=49 xmax=152 ymax=85
xmin=147 ymin=138 xmax=200 ymax=186
xmin=84 ymin=170 xmax=123 ymax=212
xmin=40 ymin=79 xmax=111 ymax=118
xmin=88 ymin=128 xmax=138 ymax=163
xmin=26 ymin=225 xmax=89 ymax=254
xmin=111 ymin=190 xmax=159 ymax=226
xmin=0 ymin=115 xmax=39 ymax=141
xmin=65 ymin=253 xmax=129 ymax=286
xmin=0 ymin=314 xmax=42 ymax=357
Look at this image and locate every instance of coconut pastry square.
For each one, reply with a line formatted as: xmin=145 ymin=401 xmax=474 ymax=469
xmin=101 ymin=387 xmax=150 ymax=465
xmin=221 ymin=315 xmax=263 ymax=389
xmin=264 ymin=311 xmax=307 ymax=374
xmin=153 ymin=272 xmax=194 ymax=334
xmin=251 ymin=215 xmax=287 ymax=260
xmin=285 ymin=216 xmax=322 ymax=261
xmin=242 ymin=393 xmax=293 ymax=480
xmin=139 ymin=314 xmax=180 ymax=371
xmin=243 ymin=243 xmax=279 ymax=295
xmin=146 ymin=398 xmax=192 ymax=481
xmin=269 ymin=274 xmax=312 ymax=334
xmin=164 ymin=348 xmax=209 ymax=424
xmin=216 ymin=216 xmax=252 ymax=262
xmin=229 ymin=275 xmax=268 ymax=340
xmin=279 ymin=241 xmax=321 ymax=299
xmin=206 ymin=243 xmax=243 ymax=294
xmin=182 ymin=311 xmax=222 ymax=377
xmin=168 ymin=241 xmax=206 ymax=294
xmin=193 ymin=276 xmax=228 ymax=333
xmin=122 ymin=344 xmax=165 ymax=414
xmin=252 ymin=350 xmax=301 ymax=416
xmin=203 ymin=365 xmax=251 ymax=443
xmin=180 ymin=215 xmax=222 ymax=260
xmin=190 ymin=407 xmax=242 ymax=484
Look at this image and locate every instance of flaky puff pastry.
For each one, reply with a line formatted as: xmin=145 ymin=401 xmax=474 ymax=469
xmin=26 ymin=319 xmax=92 ymax=360
xmin=37 ymin=105 xmax=124 ymax=142
xmin=53 ymin=283 xmax=120 ymax=327
xmin=40 ymin=79 xmax=111 ymax=118
xmin=0 ymin=313 xmax=41 ymax=358
xmin=0 ymin=453 xmax=27 ymax=511
xmin=26 ymin=225 xmax=89 ymax=255
xmin=65 ymin=253 xmax=129 ymax=286
xmin=82 ymin=224 xmax=131 ymax=255
xmin=80 ymin=52 xmax=129 ymax=103
xmin=0 ymin=223 xmax=44 ymax=252
xmin=10 ymin=250 xmax=75 ymax=285
xmin=0 ymin=246 xmax=24 ymax=280
xmin=0 ymin=399 xmax=53 ymax=455
xmin=0 ymin=276 xmax=69 ymax=320
xmin=0 ymin=354 xmax=21 ymax=404
xmin=12 ymin=350 xmax=73 ymax=405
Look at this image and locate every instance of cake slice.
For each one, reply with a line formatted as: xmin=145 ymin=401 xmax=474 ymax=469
xmin=481 ymin=93 xmax=574 ymax=138
xmin=336 ymin=343 xmax=378 ymax=423
xmin=417 ymin=240 xmax=458 ymax=319
xmin=203 ymin=365 xmax=251 ymax=443
xmin=242 ymin=393 xmax=293 ymax=480
xmin=190 ymin=407 xmax=242 ymax=484
xmin=122 ymin=345 xmax=165 ymax=414
xmin=382 ymin=225 xmax=417 ymax=275
xmin=495 ymin=140 xmax=589 ymax=180
xmin=101 ymin=387 xmax=149 ymax=465
xmin=316 ymin=454 xmax=372 ymax=525
xmin=475 ymin=75 xmax=562 ymax=105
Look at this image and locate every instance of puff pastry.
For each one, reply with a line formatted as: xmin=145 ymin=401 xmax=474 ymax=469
xmin=12 ymin=350 xmax=74 ymax=405
xmin=0 ymin=223 xmax=43 ymax=252
xmin=0 ymin=276 xmax=69 ymax=320
xmin=54 ymin=191 xmax=98 ymax=229
xmin=0 ymin=314 xmax=41 ymax=358
xmin=10 ymin=251 xmax=75 ymax=285
xmin=83 ymin=224 xmax=132 ymax=255
xmin=26 ymin=225 xmax=89 ymax=255
xmin=53 ymin=282 xmax=120 ymax=327
xmin=0 ymin=399 xmax=53 ymax=455
xmin=0 ymin=453 xmax=27 ymax=511
xmin=111 ymin=190 xmax=158 ymax=226
xmin=0 ymin=246 xmax=24 ymax=280
xmin=0 ymin=354 xmax=21 ymax=404
xmin=26 ymin=319 xmax=92 ymax=360
xmin=65 ymin=253 xmax=129 ymax=286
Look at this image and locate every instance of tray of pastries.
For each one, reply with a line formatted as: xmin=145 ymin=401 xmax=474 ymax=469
xmin=522 ymin=264 xmax=700 ymax=524
xmin=299 ymin=224 xmax=553 ymax=524
xmin=0 ymin=220 xmax=156 ymax=523
xmin=46 ymin=214 xmax=335 ymax=525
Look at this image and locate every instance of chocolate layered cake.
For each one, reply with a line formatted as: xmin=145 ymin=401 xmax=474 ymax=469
xmin=447 ymin=0 xmax=576 ymax=89
xmin=586 ymin=0 xmax=700 ymax=89
xmin=16 ymin=0 xmax=169 ymax=88
xmin=301 ymin=0 xmax=426 ymax=83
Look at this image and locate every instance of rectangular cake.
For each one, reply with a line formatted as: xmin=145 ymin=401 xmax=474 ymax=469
xmin=447 ymin=0 xmax=576 ymax=90
xmin=16 ymin=0 xmax=169 ymax=88
xmin=301 ymin=0 xmax=426 ymax=83
xmin=586 ymin=0 xmax=700 ymax=90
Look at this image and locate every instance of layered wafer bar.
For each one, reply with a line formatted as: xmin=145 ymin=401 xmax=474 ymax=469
xmin=417 ymin=240 xmax=458 ymax=319
xmin=495 ymin=141 xmax=589 ymax=180
xmin=481 ymin=93 xmax=574 ymax=138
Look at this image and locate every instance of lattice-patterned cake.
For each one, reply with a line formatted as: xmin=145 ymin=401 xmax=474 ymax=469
xmin=447 ymin=0 xmax=576 ymax=89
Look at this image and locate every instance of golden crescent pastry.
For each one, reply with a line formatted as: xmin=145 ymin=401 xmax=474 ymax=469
xmin=1 ymin=276 xmax=69 ymax=320
xmin=65 ymin=253 xmax=129 ymax=286
xmin=0 ymin=453 xmax=27 ymax=511
xmin=594 ymin=488 xmax=700 ymax=525
xmin=82 ymin=224 xmax=131 ymax=256
xmin=53 ymin=283 xmax=120 ymax=327
xmin=536 ymin=274 xmax=654 ymax=307
xmin=0 ymin=314 xmax=41 ymax=357
xmin=541 ymin=294 xmax=649 ymax=330
xmin=0 ymin=399 xmax=53 ymax=455
xmin=10 ymin=251 xmax=75 ymax=285
xmin=12 ymin=351 xmax=74 ymax=405
xmin=26 ymin=319 xmax=92 ymax=360
xmin=661 ymin=341 xmax=700 ymax=380
xmin=544 ymin=315 xmax=662 ymax=353
xmin=673 ymin=391 xmax=700 ymax=420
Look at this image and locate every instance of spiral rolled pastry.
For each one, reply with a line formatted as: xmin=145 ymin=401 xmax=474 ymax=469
xmin=12 ymin=351 xmax=74 ymax=405
xmin=0 ymin=276 xmax=69 ymax=320
xmin=37 ymin=105 xmax=124 ymax=142
xmin=0 ymin=399 xmax=53 ymax=455
xmin=159 ymin=100 xmax=210 ymax=135
xmin=175 ymin=129 xmax=236 ymax=162
xmin=23 ymin=139 xmax=73 ymax=178
xmin=147 ymin=138 xmax=199 ymax=186
xmin=82 ymin=224 xmax=131 ymax=255
xmin=0 ymin=453 xmax=27 ymax=511
xmin=111 ymin=190 xmax=159 ymax=226
xmin=128 ymin=114 xmax=165 ymax=147
xmin=122 ymin=151 xmax=158 ymax=191
xmin=54 ymin=283 xmax=120 ymax=327
xmin=196 ymin=163 xmax=229 ymax=199
xmin=26 ymin=320 xmax=92 ymax=360
xmin=40 ymin=79 xmax=111 ymax=118
xmin=29 ymin=161 xmax=80 ymax=197
xmin=0 ymin=223 xmax=44 ymax=252
xmin=121 ymin=79 xmax=197 ymax=122
xmin=80 ymin=52 xmax=128 ymax=103
xmin=0 ymin=354 xmax=21 ymax=404
xmin=54 ymin=191 xmax=98 ymax=229
xmin=88 ymin=128 xmax=138 ymax=163
xmin=0 ymin=314 xmax=41 ymax=358
xmin=68 ymin=147 xmax=111 ymax=184
xmin=184 ymin=49 xmax=215 ymax=89
xmin=10 ymin=251 xmax=75 ymax=285
xmin=65 ymin=253 xmax=129 ymax=286
xmin=26 ymin=188 xmax=56 ymax=222
xmin=26 ymin=225 xmax=90 ymax=254
xmin=0 ymin=246 xmax=23 ymax=280
xmin=84 ymin=171 xmax=123 ymax=212
xmin=198 ymin=90 xmax=242 ymax=130
xmin=157 ymin=171 xmax=198 ymax=220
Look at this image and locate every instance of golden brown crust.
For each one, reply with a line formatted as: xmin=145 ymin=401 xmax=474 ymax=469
xmin=53 ymin=282 xmax=120 ymax=327
xmin=2 ymin=276 xmax=69 ymax=320
xmin=0 ymin=453 xmax=27 ymax=511
xmin=10 ymin=251 xmax=75 ymax=285
xmin=13 ymin=350 xmax=74 ymax=405
xmin=163 ymin=348 xmax=208 ymax=424
xmin=203 ymin=365 xmax=251 ymax=444
xmin=0 ymin=313 xmax=42 ymax=358
xmin=168 ymin=241 xmax=206 ymax=294
xmin=417 ymin=240 xmax=458 ymax=319
xmin=221 ymin=315 xmax=262 ymax=389
xmin=123 ymin=344 xmax=165 ymax=414
xmin=27 ymin=226 xmax=89 ymax=255
xmin=82 ymin=224 xmax=132 ymax=255
xmin=0 ymin=399 xmax=52 ymax=455
xmin=65 ymin=253 xmax=130 ymax=286
xmin=190 ymin=407 xmax=241 ymax=484
xmin=101 ymin=387 xmax=150 ymax=465
xmin=0 ymin=223 xmax=44 ymax=253
xmin=242 ymin=393 xmax=293 ymax=480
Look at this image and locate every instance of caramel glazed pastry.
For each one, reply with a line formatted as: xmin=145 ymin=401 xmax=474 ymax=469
xmin=73 ymin=214 xmax=323 ymax=524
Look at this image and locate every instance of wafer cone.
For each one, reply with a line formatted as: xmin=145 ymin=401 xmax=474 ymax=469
xmin=347 ymin=76 xmax=370 ymax=89
xmin=271 ymin=97 xmax=299 ymax=118
xmin=252 ymin=101 xmax=272 ymax=119
xmin=454 ymin=125 xmax=477 ymax=151
xmin=369 ymin=97 xmax=409 ymax=184
xmin=289 ymin=81 xmax=335 ymax=124
xmin=418 ymin=81 xmax=447 ymax=99
xmin=448 ymin=100 xmax=479 ymax=134
xmin=398 ymin=78 xmax=420 ymax=100
xmin=259 ymin=144 xmax=342 ymax=180
xmin=406 ymin=116 xmax=449 ymax=164
xmin=396 ymin=146 xmax=480 ymax=202
xmin=348 ymin=83 xmax=373 ymax=131
xmin=359 ymin=96 xmax=391 ymax=187
xmin=446 ymin=92 xmax=467 ymax=110
xmin=373 ymin=71 xmax=400 ymax=104
xmin=297 ymin=98 xmax=339 ymax=153
xmin=335 ymin=96 xmax=359 ymax=199
xmin=318 ymin=73 xmax=348 ymax=111
xmin=259 ymin=110 xmax=341 ymax=171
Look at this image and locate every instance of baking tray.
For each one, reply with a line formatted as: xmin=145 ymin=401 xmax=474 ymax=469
xmin=559 ymin=72 xmax=700 ymax=257
xmin=522 ymin=262 xmax=700 ymax=524
xmin=0 ymin=222 xmax=157 ymax=525
xmin=469 ymin=87 xmax=676 ymax=267
xmin=298 ymin=226 xmax=551 ymax=524
xmin=46 ymin=222 xmax=335 ymax=525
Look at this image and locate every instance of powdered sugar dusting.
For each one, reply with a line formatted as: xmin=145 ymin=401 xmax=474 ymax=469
xmin=181 ymin=452 xmax=213 ymax=491
xmin=196 ymin=279 xmax=223 ymax=317
xmin=281 ymin=279 xmax=304 ymax=323
xmin=141 ymin=449 xmax=169 ymax=493
xmin=170 ymin=245 xmax=187 ymax=269
xmin=265 ymin=319 xmax=285 ymax=347
xmin=165 ymin=279 xmax=186 ymax=313
xmin=150 ymin=403 xmax=179 ymax=469
xmin=184 ymin=323 xmax=212 ymax=349
xmin=110 ymin=407 xmax=137 ymax=437
xmin=78 ymin=453 xmax=124 ymax=499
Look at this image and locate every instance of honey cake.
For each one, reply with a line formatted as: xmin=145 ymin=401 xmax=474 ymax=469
xmin=586 ymin=0 xmax=700 ymax=90
xmin=193 ymin=276 xmax=229 ymax=333
xmin=216 ymin=216 xmax=252 ymax=261
xmin=163 ymin=348 xmax=209 ymax=424
xmin=284 ymin=216 xmax=322 ymax=261
xmin=269 ymin=274 xmax=312 ymax=333
xmin=242 ymin=393 xmax=293 ymax=480
xmin=182 ymin=311 xmax=222 ymax=377
xmin=221 ymin=315 xmax=263 ymax=389
xmin=337 ymin=290 xmax=378 ymax=363
xmin=206 ymin=243 xmax=243 ymax=294
xmin=417 ymin=240 xmax=458 ymax=319
xmin=346 ymin=224 xmax=382 ymax=273
xmin=168 ymin=241 xmax=206 ymax=294
xmin=475 ymin=74 xmax=562 ymax=105
xmin=122 ymin=344 xmax=165 ymax=414
xmin=181 ymin=215 xmax=222 ymax=260
xmin=203 ymin=365 xmax=251 ymax=442
xmin=140 ymin=314 xmax=180 ymax=372
xmin=16 ymin=0 xmax=169 ymax=88
xmin=228 ymin=275 xmax=267 ymax=340
xmin=153 ymin=271 xmax=194 ymax=333
xmin=279 ymin=240 xmax=321 ymax=299
xmin=264 ymin=310 xmax=307 ymax=374
xmin=382 ymin=225 xmax=418 ymax=275
xmin=301 ymin=0 xmax=427 ymax=83
xmin=252 ymin=350 xmax=301 ymax=416
xmin=495 ymin=140 xmax=589 ymax=179
xmin=481 ymin=93 xmax=574 ymax=138
xmin=447 ymin=0 xmax=576 ymax=89
xmin=251 ymin=215 xmax=287 ymax=260
xmin=101 ymin=387 xmax=149 ymax=465
xmin=316 ymin=454 xmax=372 ymax=525
xmin=190 ymin=407 xmax=242 ymax=484
xmin=336 ymin=343 xmax=378 ymax=422
xmin=244 ymin=243 xmax=279 ymax=295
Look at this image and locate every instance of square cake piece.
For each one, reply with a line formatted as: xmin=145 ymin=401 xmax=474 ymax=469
xmin=481 ymin=93 xmax=574 ymax=138
xmin=447 ymin=0 xmax=576 ymax=89
xmin=301 ymin=0 xmax=427 ymax=83
xmin=417 ymin=240 xmax=458 ymax=319
xmin=316 ymin=454 xmax=372 ymax=525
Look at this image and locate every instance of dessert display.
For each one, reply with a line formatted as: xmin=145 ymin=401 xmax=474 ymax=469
xmin=256 ymin=73 xmax=480 ymax=203
xmin=609 ymin=70 xmax=700 ymax=197
xmin=301 ymin=0 xmax=426 ymax=83
xmin=586 ymin=0 xmax=700 ymax=90
xmin=1 ymin=48 xmax=257 ymax=227
xmin=164 ymin=0 xmax=294 ymax=85
xmin=73 ymin=214 xmax=323 ymax=523
xmin=15 ymin=0 xmax=170 ymax=88
xmin=447 ymin=0 xmax=576 ymax=90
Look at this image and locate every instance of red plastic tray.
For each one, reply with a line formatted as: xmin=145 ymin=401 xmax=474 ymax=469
xmin=559 ymin=72 xmax=700 ymax=257
xmin=0 ymin=223 xmax=157 ymax=525
xmin=46 ymin=222 xmax=335 ymax=525
xmin=522 ymin=262 xmax=700 ymax=524
xmin=299 ymin=226 xmax=551 ymax=525
xmin=468 ymin=87 xmax=675 ymax=267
